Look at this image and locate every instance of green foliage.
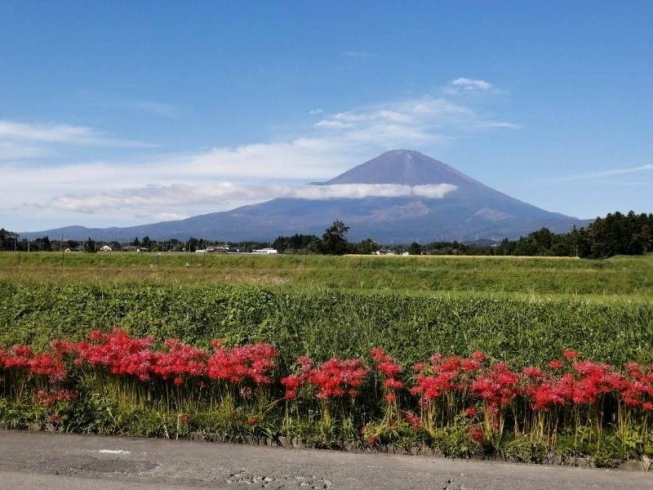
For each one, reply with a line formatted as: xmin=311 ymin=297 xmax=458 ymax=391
xmin=1 ymin=280 xmax=653 ymax=369
xmin=83 ymin=237 xmax=96 ymax=253
xmin=321 ymin=220 xmax=349 ymax=255
xmin=272 ymin=234 xmax=320 ymax=253
xmin=408 ymin=242 xmax=421 ymax=255
xmin=1 ymin=250 xmax=653 ymax=462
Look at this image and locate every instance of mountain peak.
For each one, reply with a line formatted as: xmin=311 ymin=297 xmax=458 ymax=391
xmin=325 ymin=149 xmax=482 ymax=188
xmin=21 ymin=150 xmax=587 ymax=243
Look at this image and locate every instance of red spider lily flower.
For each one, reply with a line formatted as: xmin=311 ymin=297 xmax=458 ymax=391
xmin=49 ymin=339 xmax=76 ymax=358
xmin=563 ymin=350 xmax=580 ymax=360
xmin=468 ymin=425 xmax=485 ymax=443
xmin=282 ymin=356 xmax=369 ymax=401
xmin=365 ymin=435 xmax=378 ymax=446
xmin=88 ymin=330 xmax=104 ymax=341
xmin=465 ymin=407 xmax=477 ymax=417
xmin=462 ymin=359 xmax=481 ymax=372
xmin=548 ymin=360 xmax=564 ymax=370
xmin=522 ymin=366 xmax=545 ymax=380
xmin=207 ymin=343 xmax=279 ymax=385
xmin=29 ymin=352 xmax=66 ymax=378
xmin=401 ymin=410 xmax=421 ymax=429
xmin=370 ymin=348 xmax=402 ymax=378
xmin=471 ymin=363 xmax=520 ymax=408
xmin=385 ymin=393 xmax=397 ymax=403
xmin=33 ymin=388 xmax=78 ymax=407
xmin=151 ymin=341 xmax=208 ymax=381
xmin=471 ymin=351 xmax=486 ymax=361
xmin=280 ymin=372 xmax=305 ymax=400
xmin=3 ymin=345 xmax=34 ymax=369
xmin=73 ymin=328 xmax=157 ymax=381
xmin=384 ymin=378 xmax=405 ymax=390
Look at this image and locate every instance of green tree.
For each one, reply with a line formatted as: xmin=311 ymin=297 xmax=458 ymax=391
xmin=408 ymin=242 xmax=422 ymax=255
xmin=32 ymin=236 xmax=52 ymax=251
xmin=141 ymin=236 xmax=152 ymax=249
xmin=187 ymin=237 xmax=199 ymax=252
xmin=359 ymin=238 xmax=379 ymax=255
xmin=321 ymin=220 xmax=350 ymax=255
xmin=83 ymin=237 xmax=97 ymax=253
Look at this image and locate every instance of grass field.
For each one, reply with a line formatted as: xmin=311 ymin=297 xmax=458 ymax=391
xmin=1 ymin=251 xmax=652 ymax=297
xmin=1 ymin=251 xmax=652 ymax=367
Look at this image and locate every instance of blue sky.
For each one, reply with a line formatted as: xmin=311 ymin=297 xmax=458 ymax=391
xmin=1 ymin=1 xmax=652 ymax=232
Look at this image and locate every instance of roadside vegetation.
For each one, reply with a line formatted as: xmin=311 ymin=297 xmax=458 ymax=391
xmin=0 ymin=253 xmax=652 ymax=465
xmin=3 ymin=328 xmax=653 ymax=467
xmin=1 ymin=214 xmax=652 ymax=466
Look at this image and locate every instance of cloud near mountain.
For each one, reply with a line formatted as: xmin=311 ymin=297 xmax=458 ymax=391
xmin=48 ymin=183 xmax=458 ymax=213
xmin=24 ymin=150 xmax=588 ymax=243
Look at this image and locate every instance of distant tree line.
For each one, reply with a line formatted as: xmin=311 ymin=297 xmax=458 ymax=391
xmin=490 ymin=211 xmax=653 ymax=258
xmin=2 ymin=211 xmax=652 ymax=258
xmin=272 ymin=212 xmax=653 ymax=258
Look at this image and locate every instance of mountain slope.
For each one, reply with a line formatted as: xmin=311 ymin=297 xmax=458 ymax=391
xmin=21 ymin=150 xmax=588 ymax=243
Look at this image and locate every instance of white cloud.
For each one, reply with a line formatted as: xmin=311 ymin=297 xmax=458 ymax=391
xmin=0 ymin=120 xmax=95 ymax=143
xmin=312 ymin=95 xmax=513 ymax=147
xmin=441 ymin=78 xmax=500 ymax=97
xmin=451 ymin=78 xmax=493 ymax=91
xmin=46 ymin=183 xmax=458 ymax=214
xmin=541 ymin=163 xmax=653 ymax=183
xmin=0 ymin=119 xmax=155 ymax=153
xmin=0 ymin=141 xmax=49 ymax=160
xmin=135 ymin=212 xmax=190 ymax=222
xmin=1 ymin=78 xmax=515 ymax=230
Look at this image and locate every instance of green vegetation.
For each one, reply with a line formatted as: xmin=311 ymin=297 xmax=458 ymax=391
xmin=0 ymin=253 xmax=652 ymax=368
xmin=1 ymin=251 xmax=652 ymax=296
xmin=0 ymin=280 xmax=651 ymax=367
xmin=6 ymin=210 xmax=653 ymax=258
xmin=1 ymin=251 xmax=652 ymax=465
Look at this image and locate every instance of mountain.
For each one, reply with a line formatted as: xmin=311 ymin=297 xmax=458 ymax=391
xmin=21 ymin=150 xmax=589 ymax=243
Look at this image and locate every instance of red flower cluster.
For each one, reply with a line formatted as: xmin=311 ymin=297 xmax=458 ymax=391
xmin=281 ymin=356 xmax=369 ymax=401
xmin=33 ymin=388 xmax=78 ymax=407
xmin=152 ymin=339 xmax=208 ymax=386
xmin=471 ymin=362 xmax=520 ymax=409
xmin=1 ymin=329 xmax=279 ymax=390
xmin=410 ymin=353 xmax=481 ymax=403
xmin=74 ymin=329 xmax=157 ymax=381
xmin=5 ymin=331 xmax=653 ymax=442
xmin=0 ymin=345 xmax=66 ymax=381
xmin=370 ymin=348 xmax=404 ymax=403
xmin=520 ymin=358 xmax=653 ymax=411
xmin=207 ymin=343 xmax=279 ymax=385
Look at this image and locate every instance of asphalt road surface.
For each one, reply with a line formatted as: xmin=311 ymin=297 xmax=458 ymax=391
xmin=1 ymin=431 xmax=652 ymax=490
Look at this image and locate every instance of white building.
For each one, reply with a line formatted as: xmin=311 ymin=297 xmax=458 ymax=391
xmin=252 ymin=248 xmax=278 ymax=255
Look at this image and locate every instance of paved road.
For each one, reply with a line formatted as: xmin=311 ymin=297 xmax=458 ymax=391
xmin=1 ymin=431 xmax=652 ymax=490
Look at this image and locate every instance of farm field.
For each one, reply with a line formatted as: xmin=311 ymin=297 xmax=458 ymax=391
xmin=1 ymin=252 xmax=653 ymax=364
xmin=2 ymin=252 xmax=653 ymax=465
xmin=1 ymin=251 xmax=652 ymax=297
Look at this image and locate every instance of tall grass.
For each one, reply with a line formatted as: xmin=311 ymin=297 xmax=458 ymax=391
xmin=1 ymin=252 xmax=652 ymax=295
